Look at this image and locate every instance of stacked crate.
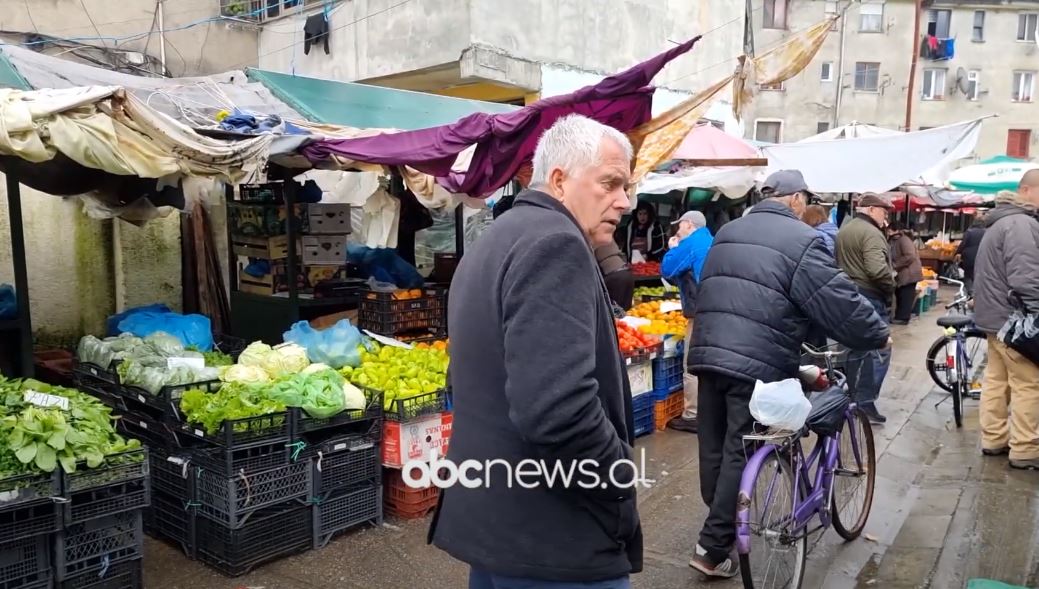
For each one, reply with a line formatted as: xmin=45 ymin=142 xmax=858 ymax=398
xmin=357 ymin=287 xmax=448 ymax=341
xmin=651 ymin=344 xmax=685 ymax=431
xmin=380 ymin=389 xmax=453 ymax=519
xmin=624 ymin=344 xmax=660 ymax=438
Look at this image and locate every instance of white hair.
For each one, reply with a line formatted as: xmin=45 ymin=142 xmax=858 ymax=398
xmin=530 ymin=114 xmax=634 ymax=188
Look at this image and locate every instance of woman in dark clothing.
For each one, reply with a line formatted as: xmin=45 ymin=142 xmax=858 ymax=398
xmin=596 ymin=242 xmax=635 ymax=313
xmin=955 ymin=216 xmax=987 ymax=294
xmin=623 ymin=201 xmax=666 ymax=262
xmin=888 ymin=221 xmax=925 ymax=324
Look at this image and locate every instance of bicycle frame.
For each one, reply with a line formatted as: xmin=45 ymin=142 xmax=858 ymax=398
xmin=735 ymin=404 xmax=862 ymax=556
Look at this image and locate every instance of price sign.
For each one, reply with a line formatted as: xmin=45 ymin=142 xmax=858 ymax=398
xmin=167 ymin=357 xmax=206 ymax=370
xmin=23 ymin=391 xmax=70 ymax=411
xmin=362 ymin=330 xmax=413 ymax=349
xmin=627 ymin=362 xmax=653 ymax=396
xmin=660 ymin=301 xmax=683 ymax=314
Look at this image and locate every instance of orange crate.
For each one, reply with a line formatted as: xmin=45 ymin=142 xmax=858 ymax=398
xmin=383 ymin=469 xmax=440 ymax=520
xmin=655 ymin=390 xmax=684 ymax=431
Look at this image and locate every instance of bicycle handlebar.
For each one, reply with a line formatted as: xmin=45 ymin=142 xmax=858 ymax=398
xmin=939 ymin=277 xmax=965 ymax=287
xmin=801 ymin=344 xmax=842 ymax=359
xmin=945 ymin=297 xmax=970 ymax=310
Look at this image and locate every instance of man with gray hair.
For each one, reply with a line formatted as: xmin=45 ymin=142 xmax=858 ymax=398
xmin=429 ymin=114 xmax=642 ymax=588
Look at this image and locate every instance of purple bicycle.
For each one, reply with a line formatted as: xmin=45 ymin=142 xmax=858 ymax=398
xmin=735 ymin=344 xmax=877 ymax=588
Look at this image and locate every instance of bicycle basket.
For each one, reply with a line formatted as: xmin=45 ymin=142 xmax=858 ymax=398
xmin=806 ymin=386 xmax=850 ymax=437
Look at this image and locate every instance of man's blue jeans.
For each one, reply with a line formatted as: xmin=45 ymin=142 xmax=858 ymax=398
xmin=469 ymin=568 xmax=631 ymax=589
xmin=846 ymin=293 xmax=892 ymax=409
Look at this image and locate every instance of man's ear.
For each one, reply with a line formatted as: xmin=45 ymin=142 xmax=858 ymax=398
xmin=548 ymin=167 xmax=567 ymax=200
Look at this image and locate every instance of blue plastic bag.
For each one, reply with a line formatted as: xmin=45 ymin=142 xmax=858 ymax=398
xmin=0 ymin=284 xmax=16 ymax=320
xmin=105 ymin=304 xmax=171 ymax=337
xmin=346 ymin=244 xmax=424 ymax=289
xmin=283 ymin=319 xmax=363 ymax=369
xmin=117 ymin=311 xmax=214 ymax=352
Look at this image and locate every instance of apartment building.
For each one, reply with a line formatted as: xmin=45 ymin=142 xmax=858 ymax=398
xmin=745 ymin=0 xmax=1039 ymax=159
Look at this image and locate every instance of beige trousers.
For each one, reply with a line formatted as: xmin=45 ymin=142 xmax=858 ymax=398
xmin=682 ymin=320 xmax=698 ymax=419
xmin=980 ymin=336 xmax=1039 ymax=460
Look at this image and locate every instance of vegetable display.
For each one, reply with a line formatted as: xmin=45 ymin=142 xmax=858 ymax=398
xmin=78 ymin=332 xmax=221 ymax=395
xmin=631 ymin=261 xmax=661 ymax=277
xmin=179 ymin=382 xmax=287 ymax=436
xmin=615 ymin=321 xmax=660 ymax=354
xmin=0 ymin=377 xmax=140 ymax=476
xmin=634 ymin=285 xmax=679 ymax=299
xmin=628 ymin=301 xmax=687 ymax=336
xmin=339 ymin=342 xmax=448 ymax=411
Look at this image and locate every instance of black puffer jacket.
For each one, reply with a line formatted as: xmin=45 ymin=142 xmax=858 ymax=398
xmin=689 ymin=200 xmax=890 ymax=383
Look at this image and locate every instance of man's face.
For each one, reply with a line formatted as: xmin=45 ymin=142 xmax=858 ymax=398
xmin=548 ymin=138 xmax=632 ymax=247
xmin=865 ymin=206 xmax=890 ymax=228
xmin=789 ymin=193 xmax=807 ymax=219
xmin=676 ymin=220 xmax=695 ymax=239
xmin=1019 ymin=180 xmax=1039 ymax=207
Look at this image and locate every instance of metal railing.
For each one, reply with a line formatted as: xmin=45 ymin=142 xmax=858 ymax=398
xmin=220 ymin=0 xmax=327 ymax=23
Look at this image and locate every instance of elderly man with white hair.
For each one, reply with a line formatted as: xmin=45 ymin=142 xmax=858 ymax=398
xmin=428 ymin=114 xmax=642 ymax=588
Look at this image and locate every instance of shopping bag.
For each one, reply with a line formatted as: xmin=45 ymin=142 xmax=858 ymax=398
xmin=749 ymin=378 xmax=812 ymax=431
xmin=998 ymin=303 xmax=1039 ymax=367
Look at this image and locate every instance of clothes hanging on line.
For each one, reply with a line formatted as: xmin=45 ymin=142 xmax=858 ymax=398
xmin=304 ymin=14 xmax=330 ymax=55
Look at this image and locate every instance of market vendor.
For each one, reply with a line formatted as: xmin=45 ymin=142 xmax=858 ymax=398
xmin=660 ymin=210 xmax=714 ymax=434
xmin=621 ymin=200 xmax=666 ymax=262
xmin=596 ymin=242 xmax=635 ymax=312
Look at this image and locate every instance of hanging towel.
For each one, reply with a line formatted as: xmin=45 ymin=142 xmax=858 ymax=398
xmin=303 ymin=14 xmax=330 ymax=55
xmin=942 ymin=37 xmax=955 ymax=60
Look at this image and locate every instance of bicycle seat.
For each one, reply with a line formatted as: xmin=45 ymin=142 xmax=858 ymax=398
xmin=937 ymin=315 xmax=973 ymax=329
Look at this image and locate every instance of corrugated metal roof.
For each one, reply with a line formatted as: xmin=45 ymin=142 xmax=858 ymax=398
xmin=246 ymin=68 xmax=518 ymax=130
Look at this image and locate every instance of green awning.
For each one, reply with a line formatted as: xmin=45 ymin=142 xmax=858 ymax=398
xmin=246 ymin=68 xmax=518 ymax=130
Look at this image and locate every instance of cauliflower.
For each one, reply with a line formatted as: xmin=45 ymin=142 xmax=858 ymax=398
xmin=301 ymin=363 xmax=333 ymax=376
xmin=238 ymin=341 xmax=273 ymax=368
xmin=220 ymin=364 xmax=271 ymax=385
xmin=262 ymin=343 xmax=310 ymax=377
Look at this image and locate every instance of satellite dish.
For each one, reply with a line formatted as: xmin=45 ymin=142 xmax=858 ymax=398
xmin=955 ymin=67 xmax=969 ymax=95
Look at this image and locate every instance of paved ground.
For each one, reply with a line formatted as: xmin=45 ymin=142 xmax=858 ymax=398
xmin=144 ymin=297 xmax=1039 ymax=589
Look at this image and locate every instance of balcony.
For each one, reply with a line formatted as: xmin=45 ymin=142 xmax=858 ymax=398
xmin=920 ymin=35 xmax=955 ymax=61
xmin=220 ymin=0 xmax=327 ymax=23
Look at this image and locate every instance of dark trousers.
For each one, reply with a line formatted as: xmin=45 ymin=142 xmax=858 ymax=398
xmin=696 ymin=372 xmax=756 ymax=563
xmin=894 ymin=284 xmax=917 ymax=322
xmin=469 ymin=568 xmax=631 ymax=589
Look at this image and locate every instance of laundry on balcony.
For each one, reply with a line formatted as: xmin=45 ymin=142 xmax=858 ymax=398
xmin=921 ymin=35 xmax=955 ymax=60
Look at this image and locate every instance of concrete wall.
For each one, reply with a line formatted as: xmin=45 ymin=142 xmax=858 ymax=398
xmin=745 ymin=0 xmax=1039 ymax=159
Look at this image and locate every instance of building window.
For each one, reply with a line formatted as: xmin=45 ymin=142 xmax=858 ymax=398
xmin=755 ymin=120 xmax=783 ymax=144
xmin=1013 ymin=71 xmax=1035 ymax=102
xmin=966 ymin=70 xmax=980 ymax=101
xmin=1018 ymin=13 xmax=1038 ymax=42
xmin=860 ymin=2 xmax=884 ymax=33
xmin=760 ymin=81 xmax=785 ymax=91
xmin=1008 ymin=129 xmax=1031 ymax=158
xmin=854 ymin=62 xmax=880 ymax=91
xmin=825 ymin=1 xmax=839 ymax=30
xmin=973 ymin=11 xmax=985 ymax=42
xmin=821 ymin=62 xmax=834 ymax=82
xmin=922 ymin=69 xmax=947 ymax=100
xmin=817 ymin=122 xmax=831 ymax=134
xmin=927 ymin=9 xmax=951 ymax=38
xmin=764 ymin=0 xmax=788 ymax=29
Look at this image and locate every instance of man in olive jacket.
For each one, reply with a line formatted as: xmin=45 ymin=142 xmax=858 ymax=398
xmin=836 ymin=193 xmax=897 ymax=424
xmin=973 ymin=172 xmax=1039 ymax=469
xmin=429 ymin=115 xmax=642 ymax=588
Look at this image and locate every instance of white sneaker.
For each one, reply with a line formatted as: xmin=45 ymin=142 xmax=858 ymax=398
xmin=689 ymin=544 xmax=739 ymax=578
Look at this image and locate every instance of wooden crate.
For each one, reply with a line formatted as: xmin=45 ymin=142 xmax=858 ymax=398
xmin=232 ymin=235 xmax=295 ymax=260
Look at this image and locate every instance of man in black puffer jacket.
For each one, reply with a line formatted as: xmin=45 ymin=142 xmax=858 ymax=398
xmin=686 ymin=170 xmax=890 ymax=578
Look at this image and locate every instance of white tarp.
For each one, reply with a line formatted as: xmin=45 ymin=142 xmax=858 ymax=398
xmin=762 ymin=118 xmax=984 ymax=193
xmin=639 ymin=166 xmax=763 ymax=198
xmin=799 ymin=122 xmax=901 ymax=142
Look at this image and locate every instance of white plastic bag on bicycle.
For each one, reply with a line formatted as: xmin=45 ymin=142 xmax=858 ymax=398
xmin=749 ymin=378 xmax=812 ymax=431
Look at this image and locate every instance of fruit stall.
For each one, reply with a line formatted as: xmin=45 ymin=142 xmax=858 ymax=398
xmin=919 ymin=238 xmax=959 ymax=274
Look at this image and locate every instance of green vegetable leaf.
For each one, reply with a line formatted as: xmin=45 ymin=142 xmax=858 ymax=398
xmin=47 ymin=431 xmax=66 ymax=450
xmin=15 ymin=443 xmax=37 ymax=464
xmin=34 ymin=445 xmax=56 ymax=472
xmin=58 ymin=453 xmax=77 ymax=474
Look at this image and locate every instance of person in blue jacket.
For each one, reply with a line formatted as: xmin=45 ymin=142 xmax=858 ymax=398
xmin=661 ymin=210 xmax=714 ymax=433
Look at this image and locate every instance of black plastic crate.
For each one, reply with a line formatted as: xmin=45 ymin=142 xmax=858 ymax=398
xmin=116 ymin=414 xmax=201 ymax=454
xmin=307 ymin=435 xmax=379 ymax=495
xmin=213 ymin=334 xmax=249 ymax=361
xmin=59 ymin=558 xmax=142 ymax=589
xmin=62 ymin=450 xmax=150 ymax=525
xmin=71 ymin=360 xmax=124 ymax=409
xmin=194 ymin=503 xmax=312 ymax=577
xmin=0 ymin=470 xmax=61 ymax=510
xmin=195 ymin=461 xmax=310 ymax=529
xmin=180 ymin=411 xmax=291 ymax=449
xmin=0 ymin=532 xmax=51 ymax=589
xmin=0 ymin=500 xmax=61 ymax=545
xmin=147 ymin=449 xmax=194 ymax=500
xmin=119 ymin=379 xmax=221 ymax=423
xmin=190 ymin=441 xmax=292 ymax=478
xmin=313 ymin=483 xmax=382 ymax=548
xmin=143 ymin=492 xmax=195 ymax=559
xmin=237 ymin=182 xmax=284 ymax=203
xmin=357 ymin=287 xmax=447 ymax=335
xmin=55 ymin=510 xmax=144 ymax=581
xmin=384 ymin=389 xmax=448 ymax=422
xmin=290 ymin=389 xmax=384 ymax=434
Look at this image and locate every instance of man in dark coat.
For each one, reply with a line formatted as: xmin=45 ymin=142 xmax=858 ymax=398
xmin=686 ymin=169 xmax=890 ymax=578
xmin=955 ymin=216 xmax=987 ymax=294
xmin=429 ymin=114 xmax=641 ymax=588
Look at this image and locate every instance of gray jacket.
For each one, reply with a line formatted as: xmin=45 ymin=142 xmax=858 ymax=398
xmin=973 ymin=196 xmax=1039 ymax=334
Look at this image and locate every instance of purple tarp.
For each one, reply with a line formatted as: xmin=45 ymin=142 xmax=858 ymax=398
xmin=300 ymin=36 xmax=702 ymax=197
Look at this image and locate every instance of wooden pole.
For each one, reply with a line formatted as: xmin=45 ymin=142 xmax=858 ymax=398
xmin=905 ymin=0 xmax=923 ymax=131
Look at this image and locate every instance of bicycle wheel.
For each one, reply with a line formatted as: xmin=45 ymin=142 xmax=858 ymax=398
xmin=738 ymin=451 xmax=807 ymax=589
xmin=925 ymin=332 xmax=987 ymax=394
xmin=831 ymin=407 xmax=876 ymax=540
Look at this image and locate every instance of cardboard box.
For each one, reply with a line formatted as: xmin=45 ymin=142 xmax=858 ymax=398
xmin=307 ymin=203 xmax=352 ymax=234
xmin=302 ymin=235 xmax=349 ymax=265
xmin=382 ymin=412 xmax=453 ymax=469
xmin=628 ymin=361 xmax=654 ymax=397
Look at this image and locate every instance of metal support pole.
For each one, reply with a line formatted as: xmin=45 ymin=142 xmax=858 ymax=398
xmin=6 ymin=176 xmax=32 ymax=376
xmin=905 ymin=0 xmax=923 ymax=131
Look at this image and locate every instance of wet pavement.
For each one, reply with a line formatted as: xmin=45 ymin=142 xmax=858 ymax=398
xmin=143 ymin=298 xmax=1039 ymax=588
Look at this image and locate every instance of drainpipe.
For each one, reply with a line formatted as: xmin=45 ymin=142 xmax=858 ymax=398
xmin=157 ymin=0 xmax=167 ymax=76
xmin=113 ymin=220 xmax=125 ymax=313
xmin=833 ymin=7 xmax=847 ymax=127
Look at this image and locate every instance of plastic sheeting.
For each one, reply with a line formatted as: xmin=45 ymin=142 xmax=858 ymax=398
xmin=638 ymin=166 xmax=763 ymax=199
xmin=760 ymin=118 xmax=984 ymax=194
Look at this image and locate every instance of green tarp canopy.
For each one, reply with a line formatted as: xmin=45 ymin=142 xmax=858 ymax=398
xmin=246 ymin=68 xmax=518 ymax=130
xmin=0 ymin=52 xmax=32 ymax=90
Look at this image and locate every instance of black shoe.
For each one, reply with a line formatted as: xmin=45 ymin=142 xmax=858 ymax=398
xmin=891 ymin=319 xmax=910 ymax=326
xmin=982 ymin=446 xmax=1010 ymax=457
xmin=861 ymin=405 xmax=887 ymax=425
xmin=1010 ymin=458 xmax=1039 ymax=470
xmin=668 ymin=416 xmax=698 ymax=433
